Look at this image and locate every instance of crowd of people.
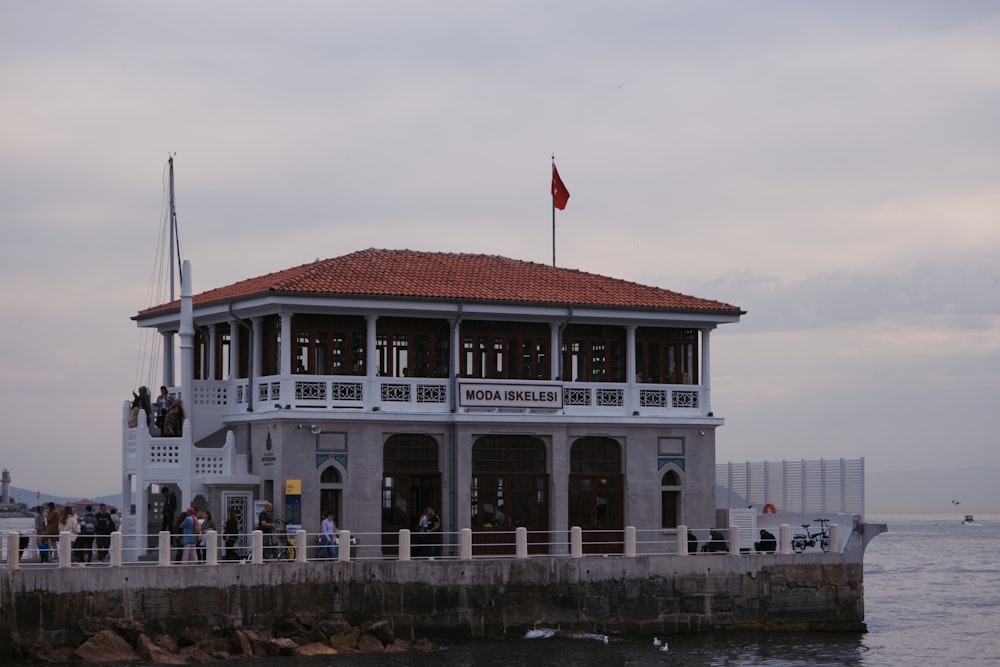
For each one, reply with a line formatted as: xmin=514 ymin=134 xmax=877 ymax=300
xmin=128 ymin=385 xmax=184 ymax=436
xmin=34 ymin=501 xmax=121 ymax=564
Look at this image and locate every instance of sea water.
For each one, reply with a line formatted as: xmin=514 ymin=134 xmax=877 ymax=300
xmin=3 ymin=514 xmax=998 ymax=665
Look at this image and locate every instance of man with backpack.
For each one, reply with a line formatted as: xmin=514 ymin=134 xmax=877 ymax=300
xmin=77 ymin=505 xmax=97 ymax=563
xmin=94 ymin=503 xmax=114 ymax=562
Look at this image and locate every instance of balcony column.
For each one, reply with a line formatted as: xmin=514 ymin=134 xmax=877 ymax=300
xmin=626 ymin=325 xmax=636 ymax=383
xmin=207 ymin=323 xmax=217 ymax=381
xmin=701 ymin=327 xmax=712 ymax=415
xmin=228 ymin=318 xmax=240 ymax=380
xmin=251 ymin=317 xmax=262 ymax=379
xmin=279 ymin=314 xmax=292 ymax=376
xmin=549 ymin=323 xmax=560 ymax=380
xmin=162 ymin=331 xmax=175 ymax=388
xmin=365 ymin=315 xmax=378 ymax=410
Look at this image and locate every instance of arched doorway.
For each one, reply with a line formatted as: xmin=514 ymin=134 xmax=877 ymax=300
xmin=471 ymin=435 xmax=549 ymax=555
xmin=319 ymin=464 xmax=343 ymax=531
xmin=569 ymin=437 xmax=623 ymax=554
xmin=381 ymin=434 xmax=440 ymax=556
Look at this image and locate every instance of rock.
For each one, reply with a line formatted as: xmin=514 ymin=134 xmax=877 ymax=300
xmin=273 ymin=636 xmax=300 ymax=655
xmin=357 ymin=633 xmax=385 ymax=652
xmin=178 ymin=624 xmax=219 ymax=646
xmin=73 ymin=630 xmax=139 ymax=663
xmin=411 ymin=637 xmax=440 ymax=651
xmin=178 ymin=645 xmax=216 ymax=663
xmin=136 ymin=634 xmax=186 ymax=665
xmin=294 ymin=641 xmax=339 ymax=656
xmin=361 ymin=619 xmax=395 ymax=645
xmin=151 ymin=633 xmax=180 ymax=654
xmin=385 ymin=638 xmax=410 ymax=652
xmin=318 ymin=618 xmax=353 ymax=638
xmin=230 ymin=629 xmax=254 ymax=656
xmin=327 ymin=627 xmax=362 ymax=651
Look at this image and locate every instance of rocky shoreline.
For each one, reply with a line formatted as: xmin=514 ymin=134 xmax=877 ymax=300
xmin=19 ymin=613 xmax=438 ymax=664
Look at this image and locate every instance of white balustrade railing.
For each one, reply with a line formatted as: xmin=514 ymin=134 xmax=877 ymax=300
xmin=3 ymin=522 xmax=845 ymax=569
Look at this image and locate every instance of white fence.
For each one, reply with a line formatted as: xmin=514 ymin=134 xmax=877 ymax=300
xmin=717 ymin=458 xmax=865 ymax=520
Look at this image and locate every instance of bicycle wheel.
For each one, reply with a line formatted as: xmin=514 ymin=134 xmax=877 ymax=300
xmin=791 ymin=536 xmax=806 ymax=553
xmin=820 ymin=535 xmax=831 ymax=552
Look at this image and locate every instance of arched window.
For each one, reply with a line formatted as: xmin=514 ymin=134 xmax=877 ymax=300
xmin=381 ymin=434 xmax=440 ymax=555
xmin=569 ymin=437 xmax=623 ymax=554
xmin=661 ymin=468 xmax=682 ymax=529
xmin=319 ymin=464 xmax=344 ymax=530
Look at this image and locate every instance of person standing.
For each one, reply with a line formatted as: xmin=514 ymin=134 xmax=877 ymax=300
xmin=258 ymin=501 xmax=275 ymax=558
xmin=160 ymin=486 xmax=178 ymax=533
xmin=94 ymin=503 xmax=114 ymax=562
xmin=424 ymin=507 xmax=442 ymax=557
xmin=223 ymin=507 xmax=240 ymax=560
xmin=154 ymin=386 xmax=173 ymax=436
xmin=33 ymin=505 xmax=46 ymax=560
xmin=60 ymin=506 xmax=81 ymax=563
xmin=40 ymin=502 xmax=60 ymax=563
xmin=179 ymin=507 xmax=201 ymax=563
xmin=198 ymin=510 xmax=215 ymax=562
xmin=77 ymin=505 xmax=97 ymax=563
xmin=163 ymin=399 xmax=185 ymax=437
xmin=319 ymin=510 xmax=337 ymax=560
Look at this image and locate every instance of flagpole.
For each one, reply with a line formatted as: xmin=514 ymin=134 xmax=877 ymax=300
xmin=551 ymin=154 xmax=556 ymax=267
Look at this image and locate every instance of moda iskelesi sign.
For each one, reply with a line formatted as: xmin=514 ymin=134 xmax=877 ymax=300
xmin=458 ymin=382 xmax=563 ymax=409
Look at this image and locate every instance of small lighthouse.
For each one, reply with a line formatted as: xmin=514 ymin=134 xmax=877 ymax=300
xmin=1 ymin=468 xmax=10 ymax=505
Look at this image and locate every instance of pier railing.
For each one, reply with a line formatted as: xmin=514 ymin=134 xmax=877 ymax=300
xmin=3 ymin=521 xmax=850 ymax=569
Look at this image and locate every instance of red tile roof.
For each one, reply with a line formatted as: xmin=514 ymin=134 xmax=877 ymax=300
xmin=137 ymin=248 xmax=742 ymax=316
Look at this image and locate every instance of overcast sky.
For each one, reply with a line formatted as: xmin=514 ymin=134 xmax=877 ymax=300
xmin=1 ymin=2 xmax=998 ymax=505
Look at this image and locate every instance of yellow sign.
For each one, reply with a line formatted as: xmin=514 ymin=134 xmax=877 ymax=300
xmin=285 ymin=479 xmax=302 ymax=495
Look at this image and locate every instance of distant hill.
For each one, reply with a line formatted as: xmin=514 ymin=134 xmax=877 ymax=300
xmin=866 ymin=467 xmax=1000 ymax=514
xmin=6 ymin=485 xmax=121 ymax=510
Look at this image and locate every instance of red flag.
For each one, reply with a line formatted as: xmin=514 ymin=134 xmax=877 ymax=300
xmin=551 ymin=164 xmax=570 ymax=210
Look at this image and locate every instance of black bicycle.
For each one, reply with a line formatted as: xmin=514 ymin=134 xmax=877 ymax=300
xmin=791 ymin=518 xmax=831 ymax=553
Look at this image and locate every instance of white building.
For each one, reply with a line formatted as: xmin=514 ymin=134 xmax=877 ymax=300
xmin=122 ymin=248 xmax=743 ymax=558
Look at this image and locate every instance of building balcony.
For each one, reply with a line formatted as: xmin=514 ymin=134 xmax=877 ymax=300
xmin=182 ymin=374 xmax=709 ymax=426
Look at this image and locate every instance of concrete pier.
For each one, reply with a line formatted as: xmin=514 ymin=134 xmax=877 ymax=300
xmin=0 ymin=522 xmax=886 ymax=659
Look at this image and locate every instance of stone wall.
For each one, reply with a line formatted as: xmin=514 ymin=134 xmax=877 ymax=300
xmin=0 ymin=531 xmax=882 ymax=661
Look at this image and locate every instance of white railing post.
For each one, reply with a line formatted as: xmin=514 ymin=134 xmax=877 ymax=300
xmin=252 ymin=529 xmax=264 ymax=564
xmin=295 ymin=530 xmax=307 ymax=563
xmin=206 ymin=530 xmax=219 ymax=565
xmin=779 ymin=524 xmax=791 ymax=555
xmin=6 ymin=533 xmax=19 ymax=570
xmin=677 ymin=525 xmax=688 ymax=556
xmin=830 ymin=524 xmax=840 ymax=554
xmin=338 ymin=529 xmax=351 ymax=562
xmin=570 ymin=526 xmax=582 ymax=558
xmin=515 ymin=527 xmax=528 ymax=559
xmin=399 ymin=529 xmax=411 ymax=561
xmin=459 ymin=528 xmax=472 ymax=560
xmin=730 ymin=525 xmax=740 ymax=556
xmin=110 ymin=531 xmax=123 ymax=567
xmin=59 ymin=533 xmax=72 ymax=568
xmin=158 ymin=531 xmax=172 ymax=566
xmin=624 ymin=526 xmax=636 ymax=558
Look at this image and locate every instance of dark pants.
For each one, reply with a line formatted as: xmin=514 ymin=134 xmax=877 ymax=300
xmin=96 ymin=534 xmax=111 ymax=561
xmin=76 ymin=535 xmax=95 ymax=562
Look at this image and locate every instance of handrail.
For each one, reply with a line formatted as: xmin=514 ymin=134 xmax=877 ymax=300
xmin=2 ymin=522 xmax=844 ymax=568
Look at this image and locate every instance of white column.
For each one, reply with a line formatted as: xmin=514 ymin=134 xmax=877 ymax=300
xmin=459 ymin=528 xmax=472 ymax=561
xmin=251 ymin=318 xmax=262 ymax=379
xmin=624 ymin=526 xmax=636 ymax=558
xmin=365 ymin=316 xmax=378 ymax=377
xmin=162 ymin=331 xmax=175 ymax=388
xmin=677 ymin=525 xmax=689 ymax=556
xmin=399 ymin=529 xmax=412 ymax=561
xmin=207 ymin=324 xmax=217 ymax=381
xmin=228 ymin=318 xmax=240 ymax=380
xmin=295 ymin=529 xmax=307 ymax=563
xmin=338 ymin=529 xmax=352 ymax=562
xmin=207 ymin=530 xmax=219 ymax=565
xmin=549 ymin=323 xmax=560 ymax=380
xmin=626 ymin=325 xmax=636 ymax=383
xmin=570 ymin=526 xmax=582 ymax=558
xmin=701 ymin=327 xmax=712 ymax=416
xmin=279 ymin=314 xmax=292 ymax=376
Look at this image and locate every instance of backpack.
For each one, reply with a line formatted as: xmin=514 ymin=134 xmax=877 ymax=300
xmin=80 ymin=513 xmax=97 ymax=535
